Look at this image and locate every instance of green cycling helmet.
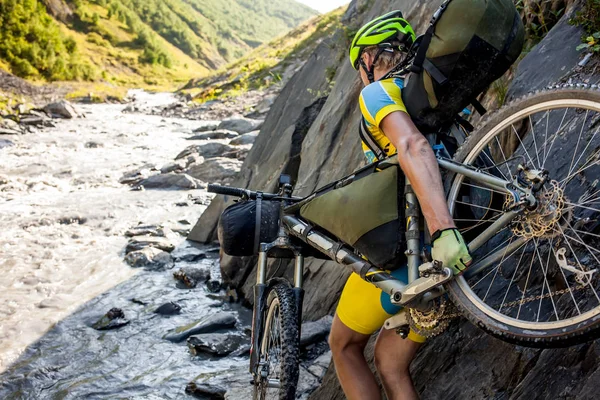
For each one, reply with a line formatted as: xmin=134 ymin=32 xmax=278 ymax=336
xmin=349 ymin=10 xmax=416 ymax=71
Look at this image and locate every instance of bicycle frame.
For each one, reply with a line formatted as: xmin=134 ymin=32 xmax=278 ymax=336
xmin=248 ymin=149 xmax=533 ymax=377
xmin=279 ymin=155 xmax=530 ymax=304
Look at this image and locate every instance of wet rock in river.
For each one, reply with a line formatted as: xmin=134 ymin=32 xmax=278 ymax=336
xmin=174 ymin=252 xmax=207 ymax=262
xmin=92 ymin=308 xmax=129 ymax=331
xmin=192 ymin=120 xmax=221 ymax=133
xmin=137 ymin=172 xmax=203 ymax=190
xmin=84 ymin=141 xmax=103 ymax=148
xmin=206 ymin=280 xmax=222 ymax=293
xmin=229 ymin=130 xmax=259 ymax=146
xmin=217 ymin=117 xmax=263 ymax=134
xmin=125 ymin=236 xmax=176 ymax=253
xmin=43 ymin=100 xmax=80 ymax=119
xmin=124 ymin=224 xmax=171 ymax=237
xmin=187 ymin=333 xmax=248 ymax=356
xmin=185 ymin=382 xmax=226 ymax=399
xmin=175 ymin=142 xmax=235 ymax=160
xmin=173 ymin=267 xmax=210 ymax=288
xmin=0 ymin=118 xmax=23 ymax=135
xmin=164 ymin=312 xmax=237 ymax=342
xmin=187 ymin=129 xmax=238 ymax=141
xmin=185 ymin=157 xmax=242 ymax=183
xmin=124 ymin=247 xmax=173 ymax=270
xmin=0 ymin=139 xmax=14 ymax=149
xmin=154 ymin=301 xmax=181 ymax=316
xmin=119 ymin=165 xmax=158 ymax=185
xmin=159 ymin=160 xmax=186 ymax=174
xmin=300 ymin=315 xmax=334 ymax=347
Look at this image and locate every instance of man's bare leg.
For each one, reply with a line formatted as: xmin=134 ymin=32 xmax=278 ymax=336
xmin=374 ymin=327 xmax=422 ymax=400
xmin=329 ymin=314 xmax=381 ymax=400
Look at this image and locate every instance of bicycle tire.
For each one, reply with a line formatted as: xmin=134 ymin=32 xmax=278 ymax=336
xmin=253 ymin=283 xmax=299 ymax=400
xmin=444 ymin=84 xmax=600 ymax=347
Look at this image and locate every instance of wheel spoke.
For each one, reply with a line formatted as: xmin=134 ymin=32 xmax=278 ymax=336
xmin=498 ymin=244 xmax=528 ymax=313
xmin=482 ymin=236 xmax=515 ymax=301
xmin=559 ymin=149 xmax=600 ymax=187
xmin=542 ymin=108 xmax=569 ymax=169
xmin=532 ymin=237 xmax=559 ymax=321
xmin=529 ymin=115 xmax=542 ymax=169
xmin=454 ymin=199 xmax=504 ymax=213
xmin=567 ymin=110 xmax=589 ymax=178
xmin=511 ymin=123 xmax=536 ymax=169
xmin=517 ymin=244 xmax=537 ymax=319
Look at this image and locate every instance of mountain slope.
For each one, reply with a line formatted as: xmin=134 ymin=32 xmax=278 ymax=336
xmin=181 ymin=8 xmax=344 ymax=100
xmin=0 ymin=0 xmax=317 ymax=88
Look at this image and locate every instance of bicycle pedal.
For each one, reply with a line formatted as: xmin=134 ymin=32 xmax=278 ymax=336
xmin=393 ymin=264 xmax=453 ymax=307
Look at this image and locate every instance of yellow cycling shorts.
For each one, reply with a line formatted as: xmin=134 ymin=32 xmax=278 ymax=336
xmin=336 ymin=269 xmax=426 ymax=343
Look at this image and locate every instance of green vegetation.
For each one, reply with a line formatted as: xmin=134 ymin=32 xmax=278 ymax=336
xmin=515 ymin=0 xmax=565 ymax=49
xmin=184 ymin=7 xmax=344 ymax=102
xmin=0 ymin=0 xmax=95 ymax=80
xmin=571 ymin=0 xmax=600 ymax=53
xmin=0 ymin=0 xmax=316 ymax=90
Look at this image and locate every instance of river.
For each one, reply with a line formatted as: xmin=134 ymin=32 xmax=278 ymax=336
xmin=0 ymin=91 xmax=209 ymax=372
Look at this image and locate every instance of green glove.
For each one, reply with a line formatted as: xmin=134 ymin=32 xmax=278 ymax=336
xmin=431 ymin=228 xmax=472 ymax=275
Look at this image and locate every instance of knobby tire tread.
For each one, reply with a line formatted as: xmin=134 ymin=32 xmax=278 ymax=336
xmin=443 ymin=84 xmax=600 ymax=348
xmin=256 ymin=283 xmax=299 ymax=400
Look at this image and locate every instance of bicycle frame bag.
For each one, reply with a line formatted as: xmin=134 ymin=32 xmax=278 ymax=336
xmin=218 ymin=199 xmax=281 ymax=257
xmin=299 ymin=161 xmax=406 ymax=270
xmin=402 ymin=0 xmax=524 ymax=132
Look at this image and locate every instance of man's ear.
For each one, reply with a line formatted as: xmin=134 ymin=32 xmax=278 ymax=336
xmin=362 ymin=51 xmax=373 ymax=69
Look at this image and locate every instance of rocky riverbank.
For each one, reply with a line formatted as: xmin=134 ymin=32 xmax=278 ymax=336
xmin=0 ymin=87 xmax=334 ymax=398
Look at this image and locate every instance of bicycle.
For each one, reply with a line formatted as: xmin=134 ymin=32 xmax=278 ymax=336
xmin=208 ymin=84 xmax=600 ymax=399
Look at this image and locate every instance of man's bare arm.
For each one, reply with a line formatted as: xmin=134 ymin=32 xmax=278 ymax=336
xmin=380 ymin=111 xmax=455 ymax=234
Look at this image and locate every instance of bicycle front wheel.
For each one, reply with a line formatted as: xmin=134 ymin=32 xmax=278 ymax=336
xmin=253 ymin=283 xmax=299 ymax=400
xmin=444 ymin=85 xmax=600 ymax=347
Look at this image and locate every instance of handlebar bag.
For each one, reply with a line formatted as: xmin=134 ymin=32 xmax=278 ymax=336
xmin=299 ymin=163 xmax=406 ymax=270
xmin=403 ymin=0 xmax=524 ymax=132
xmin=218 ymin=200 xmax=281 ymax=257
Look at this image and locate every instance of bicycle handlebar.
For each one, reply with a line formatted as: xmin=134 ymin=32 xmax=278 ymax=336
xmin=207 ymin=183 xmax=280 ymax=200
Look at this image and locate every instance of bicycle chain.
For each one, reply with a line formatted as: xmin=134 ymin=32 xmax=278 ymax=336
xmin=409 ymin=282 xmax=590 ymax=338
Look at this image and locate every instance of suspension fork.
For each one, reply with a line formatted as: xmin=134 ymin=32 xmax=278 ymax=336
xmin=249 ymin=251 xmax=268 ymax=374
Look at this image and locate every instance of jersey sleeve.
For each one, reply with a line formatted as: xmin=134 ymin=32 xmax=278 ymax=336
xmin=358 ymin=80 xmax=408 ymax=128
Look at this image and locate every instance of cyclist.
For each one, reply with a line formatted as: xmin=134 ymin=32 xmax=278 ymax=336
xmin=328 ymin=11 xmax=472 ymax=400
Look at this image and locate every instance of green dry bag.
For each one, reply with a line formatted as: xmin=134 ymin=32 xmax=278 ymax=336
xmin=403 ymin=0 xmax=525 ymax=132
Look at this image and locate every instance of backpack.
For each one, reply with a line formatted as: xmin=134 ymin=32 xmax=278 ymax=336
xmin=402 ymin=0 xmax=525 ymax=132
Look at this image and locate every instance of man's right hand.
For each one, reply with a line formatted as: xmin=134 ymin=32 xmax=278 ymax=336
xmin=431 ymin=228 xmax=472 ymax=275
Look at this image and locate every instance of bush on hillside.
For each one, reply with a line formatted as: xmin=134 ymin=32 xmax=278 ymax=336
xmin=0 ymin=0 xmax=96 ymax=80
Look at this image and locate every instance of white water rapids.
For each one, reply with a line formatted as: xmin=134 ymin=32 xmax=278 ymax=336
xmin=0 ymin=91 xmax=209 ymax=372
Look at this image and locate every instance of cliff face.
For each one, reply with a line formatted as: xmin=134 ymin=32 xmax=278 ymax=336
xmin=189 ymin=0 xmax=600 ymax=398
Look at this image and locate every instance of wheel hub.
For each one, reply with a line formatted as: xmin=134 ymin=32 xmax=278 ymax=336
xmin=508 ymin=179 xmax=571 ymax=238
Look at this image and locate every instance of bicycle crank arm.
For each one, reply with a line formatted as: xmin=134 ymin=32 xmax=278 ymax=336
xmin=392 ymin=264 xmax=453 ymax=307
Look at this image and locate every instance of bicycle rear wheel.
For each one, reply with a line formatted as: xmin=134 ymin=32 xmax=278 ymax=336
xmin=444 ymin=85 xmax=600 ymax=347
xmin=253 ymin=283 xmax=299 ymax=400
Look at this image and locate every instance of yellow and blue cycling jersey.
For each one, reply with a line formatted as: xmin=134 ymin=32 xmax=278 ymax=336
xmin=358 ymin=77 xmax=407 ymax=163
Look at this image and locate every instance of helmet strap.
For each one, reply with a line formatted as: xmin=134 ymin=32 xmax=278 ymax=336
xmin=359 ymin=47 xmax=388 ymax=84
xmin=359 ymin=58 xmax=375 ymax=84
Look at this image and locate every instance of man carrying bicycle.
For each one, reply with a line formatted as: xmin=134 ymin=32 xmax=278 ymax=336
xmin=328 ymin=11 xmax=472 ymax=400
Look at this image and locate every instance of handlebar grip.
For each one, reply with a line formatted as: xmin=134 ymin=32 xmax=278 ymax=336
xmin=207 ymin=184 xmax=248 ymax=198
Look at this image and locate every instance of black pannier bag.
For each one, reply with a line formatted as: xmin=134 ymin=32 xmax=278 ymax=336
xmin=218 ymin=200 xmax=281 ymax=257
xmin=402 ymin=0 xmax=525 ymax=132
